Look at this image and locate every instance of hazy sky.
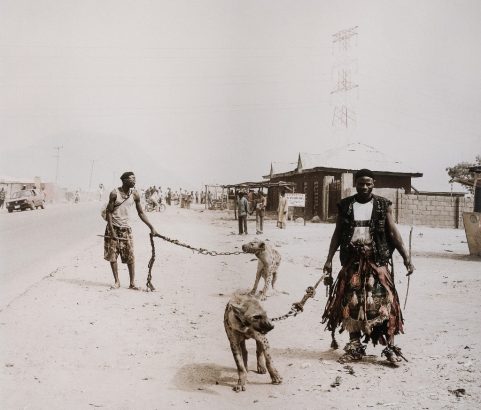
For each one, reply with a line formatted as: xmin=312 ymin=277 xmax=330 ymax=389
xmin=1 ymin=0 xmax=480 ymax=191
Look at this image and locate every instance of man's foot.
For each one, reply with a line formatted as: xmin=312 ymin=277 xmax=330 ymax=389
xmin=128 ymin=285 xmax=140 ymax=291
xmin=110 ymin=282 xmax=120 ymax=289
xmin=338 ymin=339 xmax=366 ymax=364
xmin=382 ymin=346 xmax=402 ymax=364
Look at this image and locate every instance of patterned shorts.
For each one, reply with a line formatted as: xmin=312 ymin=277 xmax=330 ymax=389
xmin=104 ymin=225 xmax=135 ymax=264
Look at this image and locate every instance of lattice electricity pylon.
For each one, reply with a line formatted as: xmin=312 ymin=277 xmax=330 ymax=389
xmin=331 ymin=69 xmax=359 ymax=94
xmin=332 ymin=26 xmax=359 ymax=52
xmin=332 ymin=105 xmax=356 ymax=128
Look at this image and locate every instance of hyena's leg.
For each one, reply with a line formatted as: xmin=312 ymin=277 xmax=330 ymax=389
xmin=271 ymin=270 xmax=278 ymax=290
xmin=260 ymin=268 xmax=272 ymax=301
xmin=255 ymin=340 xmax=267 ymax=374
xmin=230 ymin=341 xmax=248 ymax=392
xmin=256 ymin=335 xmax=282 ymax=384
xmin=240 ymin=340 xmax=248 ymax=371
xmin=249 ymin=262 xmax=263 ymax=295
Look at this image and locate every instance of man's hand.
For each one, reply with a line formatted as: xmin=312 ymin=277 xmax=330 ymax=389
xmin=323 ymin=259 xmax=333 ymax=275
xmin=404 ymin=258 xmax=415 ymax=276
xmin=323 ymin=275 xmax=333 ymax=287
xmin=109 ymin=230 xmax=119 ymax=242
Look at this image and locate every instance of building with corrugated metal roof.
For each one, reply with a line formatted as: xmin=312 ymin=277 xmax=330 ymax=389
xmin=264 ymin=142 xmax=423 ymax=220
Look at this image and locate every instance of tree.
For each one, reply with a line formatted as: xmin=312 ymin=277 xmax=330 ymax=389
xmin=446 ymin=155 xmax=481 ymax=193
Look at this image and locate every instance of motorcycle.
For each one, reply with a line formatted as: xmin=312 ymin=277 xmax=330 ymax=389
xmin=145 ymin=199 xmax=166 ymax=213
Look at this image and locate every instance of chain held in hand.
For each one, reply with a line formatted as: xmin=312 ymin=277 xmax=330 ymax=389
xmin=153 ymin=233 xmax=243 ymax=256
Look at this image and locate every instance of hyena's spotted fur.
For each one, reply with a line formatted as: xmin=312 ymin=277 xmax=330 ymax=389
xmin=242 ymin=240 xmax=282 ymax=301
xmin=224 ymin=294 xmax=282 ymax=392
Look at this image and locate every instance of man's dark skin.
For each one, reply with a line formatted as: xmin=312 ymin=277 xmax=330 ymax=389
xmin=106 ymin=174 xmax=158 ymax=289
xmin=323 ymin=176 xmax=415 ymax=277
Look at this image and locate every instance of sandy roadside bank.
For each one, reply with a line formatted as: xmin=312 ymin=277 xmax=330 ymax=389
xmin=1 ymin=206 xmax=480 ymax=409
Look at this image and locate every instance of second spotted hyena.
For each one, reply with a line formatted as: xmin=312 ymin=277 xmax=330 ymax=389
xmin=242 ymin=240 xmax=282 ymax=301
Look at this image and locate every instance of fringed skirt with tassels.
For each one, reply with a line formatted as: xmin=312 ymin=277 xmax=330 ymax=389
xmin=322 ymin=255 xmax=403 ymax=346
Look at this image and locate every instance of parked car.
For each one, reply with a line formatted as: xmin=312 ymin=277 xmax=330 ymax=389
xmin=6 ymin=189 xmax=46 ymax=213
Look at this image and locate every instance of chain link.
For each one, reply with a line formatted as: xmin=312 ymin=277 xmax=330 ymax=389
xmin=145 ymin=233 xmax=156 ymax=291
xmin=153 ymin=233 xmax=244 ymax=256
xmin=149 ymin=232 xmax=327 ymax=324
xmin=270 ymin=275 xmax=327 ymax=321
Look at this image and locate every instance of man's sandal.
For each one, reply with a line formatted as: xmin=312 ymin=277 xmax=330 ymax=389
xmin=338 ymin=340 xmax=366 ymax=364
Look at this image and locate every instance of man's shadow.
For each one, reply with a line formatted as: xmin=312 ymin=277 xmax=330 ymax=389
xmin=55 ymin=277 xmax=107 ymax=288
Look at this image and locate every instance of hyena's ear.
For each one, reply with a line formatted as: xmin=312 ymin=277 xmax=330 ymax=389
xmin=259 ymin=242 xmax=266 ymax=249
xmin=230 ymin=303 xmax=249 ymax=326
xmin=230 ymin=303 xmax=244 ymax=315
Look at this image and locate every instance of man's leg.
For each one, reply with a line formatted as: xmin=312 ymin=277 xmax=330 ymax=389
xmin=243 ymin=216 xmax=248 ymax=234
xmin=110 ymin=261 xmax=120 ymax=288
xmin=350 ymin=331 xmax=361 ymax=342
xmin=338 ymin=331 xmax=366 ymax=363
xmin=238 ymin=217 xmax=243 ymax=234
xmin=127 ymin=262 xmax=139 ymax=290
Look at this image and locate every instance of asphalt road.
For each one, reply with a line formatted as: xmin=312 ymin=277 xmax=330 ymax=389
xmin=0 ymin=201 xmax=102 ymax=310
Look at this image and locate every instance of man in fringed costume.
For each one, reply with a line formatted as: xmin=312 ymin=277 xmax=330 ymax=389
xmin=322 ymin=169 xmax=414 ymax=364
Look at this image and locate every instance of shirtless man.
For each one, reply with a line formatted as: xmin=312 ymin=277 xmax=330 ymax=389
xmin=104 ymin=171 xmax=158 ymax=290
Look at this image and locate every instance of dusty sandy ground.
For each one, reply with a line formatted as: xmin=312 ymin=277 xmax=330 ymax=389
xmin=1 ymin=204 xmax=480 ymax=409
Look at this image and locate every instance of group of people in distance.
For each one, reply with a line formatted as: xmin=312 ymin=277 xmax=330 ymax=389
xmin=236 ymin=190 xmax=268 ymax=235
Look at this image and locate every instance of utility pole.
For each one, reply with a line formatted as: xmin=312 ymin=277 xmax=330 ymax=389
xmin=53 ymin=146 xmax=63 ymax=185
xmin=331 ymin=26 xmax=358 ymax=136
xmin=88 ymin=160 xmax=96 ymax=192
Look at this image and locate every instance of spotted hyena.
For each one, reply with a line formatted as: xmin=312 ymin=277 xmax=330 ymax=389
xmin=242 ymin=240 xmax=282 ymax=301
xmin=224 ymin=294 xmax=282 ymax=392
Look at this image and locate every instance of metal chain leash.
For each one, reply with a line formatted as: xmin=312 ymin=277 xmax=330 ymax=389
xmin=145 ymin=233 xmax=156 ymax=292
xmin=153 ymin=233 xmax=244 ymax=256
xmin=270 ymin=286 xmax=316 ymax=321
xmin=270 ymin=273 xmax=327 ymax=321
xmin=144 ymin=232 xmax=243 ymax=292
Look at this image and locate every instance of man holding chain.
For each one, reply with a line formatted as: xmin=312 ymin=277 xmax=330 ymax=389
xmin=322 ymin=169 xmax=414 ymax=364
xmin=104 ymin=171 xmax=158 ymax=290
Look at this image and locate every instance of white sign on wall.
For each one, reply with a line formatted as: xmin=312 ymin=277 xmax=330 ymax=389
xmin=285 ymin=193 xmax=305 ymax=207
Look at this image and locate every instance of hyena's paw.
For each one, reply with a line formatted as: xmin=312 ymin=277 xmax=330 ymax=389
xmin=259 ymin=292 xmax=267 ymax=301
xmin=271 ymin=372 xmax=283 ymax=385
xmin=233 ymin=381 xmax=246 ymax=392
xmin=257 ymin=364 xmax=267 ymax=374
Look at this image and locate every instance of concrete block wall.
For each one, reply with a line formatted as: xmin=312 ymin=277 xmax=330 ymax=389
xmin=371 ymin=188 xmax=474 ymax=229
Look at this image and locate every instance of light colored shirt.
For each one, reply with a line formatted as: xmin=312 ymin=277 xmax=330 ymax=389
xmin=351 ymin=199 xmax=373 ymax=244
xmin=111 ymin=188 xmax=135 ymax=228
xmin=237 ymin=196 xmax=249 ymax=216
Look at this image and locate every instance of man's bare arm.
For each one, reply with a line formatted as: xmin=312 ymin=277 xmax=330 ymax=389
xmin=323 ymin=213 xmax=342 ymax=274
xmin=386 ymin=206 xmax=414 ymax=275
xmin=106 ymin=190 xmax=117 ymax=238
xmin=134 ymin=191 xmax=158 ymax=235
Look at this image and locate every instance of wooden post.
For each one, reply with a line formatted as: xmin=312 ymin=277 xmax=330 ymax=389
xmin=395 ymin=189 xmax=400 ymax=224
xmin=234 ymin=188 xmax=237 ymax=220
xmin=204 ymin=185 xmax=208 ymax=210
xmin=455 ymin=196 xmax=460 ymax=229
